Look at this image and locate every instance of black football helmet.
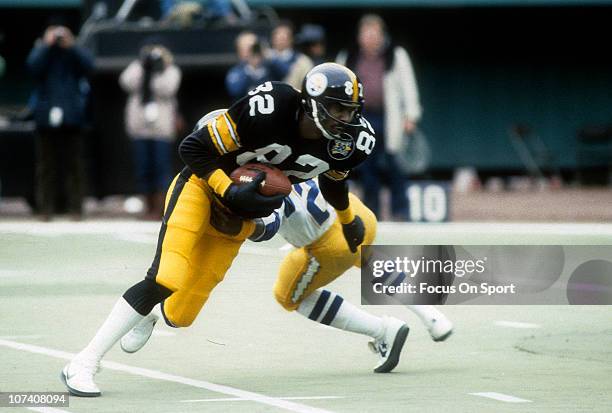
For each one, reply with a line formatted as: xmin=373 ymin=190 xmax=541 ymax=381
xmin=301 ymin=63 xmax=364 ymax=141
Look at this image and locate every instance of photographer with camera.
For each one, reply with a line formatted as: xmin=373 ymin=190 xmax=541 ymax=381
xmin=27 ymin=17 xmax=94 ymax=221
xmin=119 ymin=43 xmax=182 ymax=220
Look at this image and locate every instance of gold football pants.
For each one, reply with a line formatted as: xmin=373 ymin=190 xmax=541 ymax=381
xmin=274 ymin=194 xmax=377 ymax=311
xmin=146 ymin=171 xmax=254 ymax=327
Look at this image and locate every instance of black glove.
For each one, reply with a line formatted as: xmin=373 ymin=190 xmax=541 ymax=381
xmin=222 ymin=172 xmax=284 ymax=219
xmin=342 ymin=215 xmax=365 ymax=253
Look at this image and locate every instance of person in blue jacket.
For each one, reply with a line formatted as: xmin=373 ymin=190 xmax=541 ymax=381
xmin=27 ymin=18 xmax=94 ymax=221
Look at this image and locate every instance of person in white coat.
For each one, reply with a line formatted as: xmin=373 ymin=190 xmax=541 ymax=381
xmin=337 ymin=14 xmax=422 ymax=220
xmin=119 ymin=44 xmax=182 ymax=219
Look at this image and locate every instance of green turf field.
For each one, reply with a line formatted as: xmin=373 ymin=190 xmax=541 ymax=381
xmin=1 ymin=221 xmax=611 ymax=412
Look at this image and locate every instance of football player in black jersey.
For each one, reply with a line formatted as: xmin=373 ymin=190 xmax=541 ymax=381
xmin=61 ymin=63 xmax=380 ymax=397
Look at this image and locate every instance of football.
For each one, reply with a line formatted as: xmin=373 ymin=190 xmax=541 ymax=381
xmin=229 ymin=163 xmax=292 ymax=197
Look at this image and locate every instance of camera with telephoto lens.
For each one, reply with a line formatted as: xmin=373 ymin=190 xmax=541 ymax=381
xmin=144 ymin=48 xmax=165 ymax=72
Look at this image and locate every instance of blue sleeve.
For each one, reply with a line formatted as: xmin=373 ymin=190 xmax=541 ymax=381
xmin=249 ymin=210 xmax=281 ymax=242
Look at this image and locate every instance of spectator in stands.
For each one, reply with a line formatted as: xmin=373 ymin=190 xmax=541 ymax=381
xmin=337 ymin=14 xmax=422 ymax=221
xmin=119 ymin=44 xmax=182 ymax=220
xmin=225 ymin=31 xmax=273 ymax=100
xmin=296 ymin=24 xmax=327 ymax=66
xmin=161 ymin=0 xmax=236 ymax=25
xmin=27 ymin=18 xmax=94 ymax=221
xmin=268 ymin=20 xmax=313 ymax=89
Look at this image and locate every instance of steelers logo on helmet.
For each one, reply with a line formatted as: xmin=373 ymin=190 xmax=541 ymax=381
xmin=305 ymin=72 xmax=328 ymax=97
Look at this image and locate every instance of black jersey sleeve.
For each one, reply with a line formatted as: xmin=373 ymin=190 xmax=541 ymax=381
xmin=178 ymin=128 xmax=218 ymax=178
xmin=179 ymin=106 xmax=243 ymax=178
xmin=179 ymin=113 xmax=239 ymax=178
xmin=319 ymin=173 xmax=350 ymax=211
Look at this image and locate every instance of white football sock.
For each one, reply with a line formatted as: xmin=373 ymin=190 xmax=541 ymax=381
xmin=297 ymin=289 xmax=384 ymax=340
xmin=150 ymin=303 xmax=163 ymax=319
xmin=131 ymin=303 xmax=162 ymax=329
xmin=407 ymin=305 xmax=445 ymax=326
xmin=78 ymin=297 xmax=144 ymax=361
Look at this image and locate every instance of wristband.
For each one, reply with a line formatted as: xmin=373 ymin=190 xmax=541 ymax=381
xmin=336 ymin=206 xmax=355 ymax=224
xmin=207 ymin=169 xmax=233 ymax=196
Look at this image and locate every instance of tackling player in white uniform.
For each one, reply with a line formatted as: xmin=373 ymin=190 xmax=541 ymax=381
xmin=257 ymin=178 xmax=453 ymax=372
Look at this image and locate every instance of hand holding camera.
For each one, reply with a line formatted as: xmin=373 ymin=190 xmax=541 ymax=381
xmin=43 ymin=26 xmax=74 ymax=48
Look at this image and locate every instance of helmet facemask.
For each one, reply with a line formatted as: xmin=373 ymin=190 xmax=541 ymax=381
xmin=308 ymin=98 xmax=362 ymax=141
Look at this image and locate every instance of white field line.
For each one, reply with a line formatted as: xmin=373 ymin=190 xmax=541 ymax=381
xmin=469 ymin=392 xmax=532 ymax=403
xmin=27 ymin=408 xmax=71 ymax=413
xmin=181 ymin=396 xmax=344 ymax=403
xmin=494 ymin=321 xmax=541 ymax=329
xmin=0 ymin=339 xmax=333 ymax=413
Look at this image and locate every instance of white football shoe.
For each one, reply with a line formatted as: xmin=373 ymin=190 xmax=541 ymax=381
xmin=61 ymin=356 xmax=101 ymax=397
xmin=424 ymin=311 xmax=454 ymax=342
xmin=120 ymin=312 xmax=159 ymax=353
xmin=368 ymin=316 xmax=410 ymax=373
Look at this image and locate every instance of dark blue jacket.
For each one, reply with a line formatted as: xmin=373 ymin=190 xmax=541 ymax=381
xmin=27 ymin=43 xmax=94 ymax=129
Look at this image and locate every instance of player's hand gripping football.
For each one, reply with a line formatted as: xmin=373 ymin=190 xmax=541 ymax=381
xmin=222 ymin=172 xmax=284 ymax=219
xmin=342 ymin=215 xmax=365 ymax=253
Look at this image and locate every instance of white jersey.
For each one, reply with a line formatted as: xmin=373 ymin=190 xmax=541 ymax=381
xmin=278 ymin=179 xmax=337 ymax=248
